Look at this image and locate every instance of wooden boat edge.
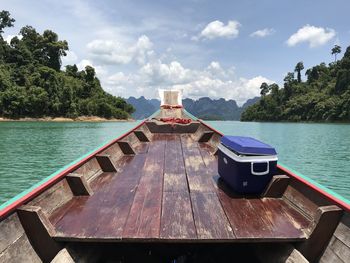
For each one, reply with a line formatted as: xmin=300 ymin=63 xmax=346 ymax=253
xmin=0 ymin=120 xmax=147 ymax=219
xmin=0 ymin=113 xmax=349 ymax=218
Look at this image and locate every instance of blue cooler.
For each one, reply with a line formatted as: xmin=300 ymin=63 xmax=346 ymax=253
xmin=217 ymin=136 xmax=278 ymax=194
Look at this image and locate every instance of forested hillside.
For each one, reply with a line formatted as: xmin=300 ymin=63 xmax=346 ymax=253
xmin=0 ymin=11 xmax=134 ymax=119
xmin=241 ymin=45 xmax=350 ymax=122
xmin=127 ymin=96 xmax=259 ymax=120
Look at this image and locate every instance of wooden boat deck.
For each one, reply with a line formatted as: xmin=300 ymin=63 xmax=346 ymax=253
xmin=50 ymin=133 xmax=310 ymax=242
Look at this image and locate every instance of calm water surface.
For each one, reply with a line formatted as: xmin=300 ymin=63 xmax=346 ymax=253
xmin=0 ymin=121 xmax=349 ymax=205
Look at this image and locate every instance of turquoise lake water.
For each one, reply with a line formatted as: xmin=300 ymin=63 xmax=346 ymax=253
xmin=0 ymin=121 xmax=349 ymax=205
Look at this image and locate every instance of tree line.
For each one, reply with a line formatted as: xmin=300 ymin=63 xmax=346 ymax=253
xmin=0 ymin=10 xmax=134 ymax=119
xmin=241 ymin=44 xmax=350 ymax=122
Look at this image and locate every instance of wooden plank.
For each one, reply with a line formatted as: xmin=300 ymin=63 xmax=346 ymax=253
xmin=66 ymin=173 xmax=93 ymax=196
xmin=0 ymin=234 xmax=42 ymax=263
xmin=51 ymin=248 xmax=75 ymax=263
xmin=320 ymin=243 xmax=345 ymax=263
xmin=164 ymin=134 xmax=185 ymax=175
xmin=73 ymin=157 xmax=102 ymax=181
xmin=218 ymin=195 xmax=271 ymax=239
xmin=53 ymin=154 xmax=147 ymax=240
xmin=181 ymin=135 xmax=216 ymax=193
xmin=297 ymin=205 xmax=343 ymax=262
xmin=334 ymin=213 xmax=350 ymax=247
xmin=133 ymin=143 xmax=149 ymax=154
xmin=191 ymin=192 xmax=234 ymax=239
xmin=181 ymin=135 xmax=207 ymax=174
xmin=0 ymin=213 xmax=24 ymax=254
xmin=163 ymin=173 xmax=188 ymax=192
xmin=262 ymin=175 xmax=290 ymax=198
xmin=262 ymin=198 xmax=310 ymax=231
xmin=17 ymin=205 xmax=61 ymax=262
xmin=198 ymin=142 xmax=218 ymax=175
xmin=28 ymin=179 xmax=74 ymax=216
xmin=217 ymin=192 xmax=308 ymax=240
xmin=123 ymin=139 xmax=166 ymax=239
xmin=329 ymin=236 xmax=350 ymax=263
xmin=260 ymin=198 xmax=308 ymax=239
xmin=160 ymin=192 xmax=196 ymax=240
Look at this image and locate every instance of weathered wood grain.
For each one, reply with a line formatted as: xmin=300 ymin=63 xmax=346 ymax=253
xmin=0 ymin=213 xmax=24 ymax=254
xmin=17 ymin=205 xmax=61 ymax=262
xmin=28 ymin=179 xmax=74 ymax=216
xmin=51 ymin=248 xmax=75 ymax=263
xmin=53 ymin=154 xmax=147 ymax=239
xmin=0 ymin=233 xmax=41 ymax=263
xmin=297 ymin=205 xmax=343 ymax=262
xmin=164 ymin=134 xmax=185 ymax=175
xmin=123 ymin=139 xmax=166 ymax=239
xmin=163 ymin=173 xmax=188 ymax=192
xmin=334 ymin=213 xmax=350 ymax=247
xmin=262 ymin=175 xmax=290 ymax=198
xmin=191 ymin=192 xmax=234 ymax=239
xmin=66 ymin=173 xmax=93 ymax=196
xmin=160 ymin=192 xmax=196 ymax=239
xmin=73 ymin=157 xmax=102 ymax=181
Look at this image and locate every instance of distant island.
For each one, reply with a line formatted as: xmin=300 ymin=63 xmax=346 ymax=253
xmin=127 ymin=96 xmax=259 ymax=120
xmin=0 ymin=10 xmax=134 ymax=120
xmin=241 ymin=45 xmax=350 ymax=122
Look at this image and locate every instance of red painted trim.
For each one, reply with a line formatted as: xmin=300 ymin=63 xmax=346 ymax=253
xmin=278 ymin=164 xmax=350 ymax=212
xmin=0 ymin=120 xmax=146 ymax=219
xmin=199 ymin=119 xmax=350 ymax=212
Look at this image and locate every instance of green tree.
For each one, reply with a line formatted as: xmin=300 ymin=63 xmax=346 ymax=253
xmin=294 ymin=62 xmax=304 ymax=83
xmin=331 ymin=45 xmax=341 ymax=62
xmin=0 ymin=10 xmax=15 ymax=35
xmin=42 ymin=30 xmax=68 ymax=70
xmin=260 ymin=82 xmax=269 ymax=96
xmin=0 ymin=10 xmax=134 ymax=120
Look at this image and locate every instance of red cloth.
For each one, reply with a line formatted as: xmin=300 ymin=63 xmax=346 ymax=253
xmin=159 ymin=117 xmax=191 ymax=124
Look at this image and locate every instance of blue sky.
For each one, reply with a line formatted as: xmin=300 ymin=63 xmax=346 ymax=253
xmin=2 ymin=0 xmax=350 ymax=105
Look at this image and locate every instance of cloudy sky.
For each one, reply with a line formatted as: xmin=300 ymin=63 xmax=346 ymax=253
xmin=2 ymin=0 xmax=350 ymax=105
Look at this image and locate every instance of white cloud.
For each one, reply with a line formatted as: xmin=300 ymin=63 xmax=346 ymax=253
xmin=197 ymin=20 xmax=240 ymax=40
xmin=286 ymin=25 xmax=336 ymax=48
xmin=77 ymin=59 xmax=108 ymax=76
xmin=104 ymin=60 xmax=273 ymax=105
xmin=250 ymin=28 xmax=275 ymax=38
xmin=62 ymin=50 xmax=78 ymax=66
xmin=86 ymin=35 xmax=154 ymax=65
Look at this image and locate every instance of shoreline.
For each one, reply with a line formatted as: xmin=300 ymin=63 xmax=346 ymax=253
xmin=0 ymin=116 xmax=135 ymax=122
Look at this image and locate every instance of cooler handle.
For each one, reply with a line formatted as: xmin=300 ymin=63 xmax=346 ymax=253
xmin=251 ymin=161 xmax=269 ymax=176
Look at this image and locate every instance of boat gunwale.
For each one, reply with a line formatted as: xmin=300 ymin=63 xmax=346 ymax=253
xmin=1 ymin=113 xmax=349 ymax=220
xmin=0 ymin=120 xmax=146 ymax=219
